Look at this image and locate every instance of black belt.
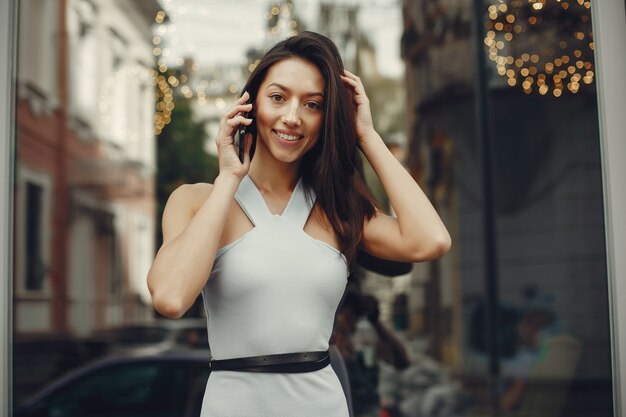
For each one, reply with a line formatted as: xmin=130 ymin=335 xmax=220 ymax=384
xmin=209 ymin=350 xmax=330 ymax=373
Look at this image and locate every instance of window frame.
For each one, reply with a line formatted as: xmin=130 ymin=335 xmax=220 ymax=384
xmin=1 ymin=0 xmax=16 ymax=415
xmin=591 ymin=2 xmax=626 ymax=416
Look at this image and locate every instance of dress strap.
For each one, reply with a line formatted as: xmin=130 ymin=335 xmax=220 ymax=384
xmin=235 ymin=176 xmax=273 ymax=226
xmin=281 ymin=179 xmax=316 ymax=230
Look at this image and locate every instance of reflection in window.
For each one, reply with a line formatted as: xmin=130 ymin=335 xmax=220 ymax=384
xmin=47 ymin=363 xmax=167 ymax=417
xmin=27 ymin=360 xmax=211 ymax=417
xmin=69 ymin=0 xmax=98 ymax=125
xmin=25 ymin=183 xmax=45 ymax=291
xmin=17 ymin=0 xmax=59 ymax=111
xmin=398 ymin=0 xmax=612 ymax=416
xmin=10 ymin=0 xmax=615 ymax=416
xmin=15 ymin=0 xmax=158 ymax=339
xmin=15 ymin=166 xmax=51 ymax=303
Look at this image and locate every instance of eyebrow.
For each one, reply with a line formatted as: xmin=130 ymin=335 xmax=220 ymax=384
xmin=265 ymin=82 xmax=324 ymax=99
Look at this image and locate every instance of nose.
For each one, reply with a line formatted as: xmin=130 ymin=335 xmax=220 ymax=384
xmin=281 ymin=99 xmax=301 ymax=126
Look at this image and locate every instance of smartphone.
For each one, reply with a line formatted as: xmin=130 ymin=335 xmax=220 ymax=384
xmin=237 ymin=101 xmax=256 ymax=163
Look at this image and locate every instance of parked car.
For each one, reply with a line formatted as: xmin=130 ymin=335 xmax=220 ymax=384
xmin=14 ymin=352 xmax=212 ymax=417
xmin=13 ymin=334 xmax=109 ymax=404
xmin=13 ymin=320 xmax=209 ymax=403
xmin=90 ymin=319 xmax=209 ymax=356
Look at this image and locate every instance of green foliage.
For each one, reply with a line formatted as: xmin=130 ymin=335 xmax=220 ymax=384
xmin=155 ymin=96 xmax=219 ymax=249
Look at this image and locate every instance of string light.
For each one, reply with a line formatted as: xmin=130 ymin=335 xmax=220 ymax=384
xmin=151 ymin=0 xmax=302 ymax=133
xmin=151 ymin=6 xmax=184 ymax=133
xmin=485 ymin=0 xmax=594 ymax=96
xmin=98 ymin=64 xmax=159 ymax=138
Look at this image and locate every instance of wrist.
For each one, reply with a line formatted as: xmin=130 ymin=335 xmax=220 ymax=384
xmin=214 ymin=174 xmax=241 ymax=193
xmin=359 ymin=130 xmax=385 ymax=151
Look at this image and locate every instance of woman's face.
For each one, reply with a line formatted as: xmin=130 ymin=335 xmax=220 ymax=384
xmin=254 ymin=57 xmax=325 ymax=165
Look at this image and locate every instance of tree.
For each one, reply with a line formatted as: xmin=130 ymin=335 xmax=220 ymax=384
xmin=155 ymin=96 xmax=219 ymax=249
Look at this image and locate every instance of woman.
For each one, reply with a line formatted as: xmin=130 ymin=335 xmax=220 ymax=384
xmin=147 ymin=31 xmax=450 ymax=417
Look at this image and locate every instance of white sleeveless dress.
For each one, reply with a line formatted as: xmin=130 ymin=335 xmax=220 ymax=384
xmin=200 ymin=175 xmax=350 ymax=417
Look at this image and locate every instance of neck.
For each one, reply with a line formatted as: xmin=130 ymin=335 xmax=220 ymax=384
xmin=248 ymin=146 xmax=301 ymax=193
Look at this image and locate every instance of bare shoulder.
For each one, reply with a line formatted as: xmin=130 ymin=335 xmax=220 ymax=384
xmin=168 ymin=182 xmax=215 ymax=210
xmin=161 ymin=182 xmax=214 ymax=247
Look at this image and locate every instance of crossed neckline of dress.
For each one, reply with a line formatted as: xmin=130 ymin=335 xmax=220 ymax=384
xmin=222 ymin=175 xmax=345 ymax=259
xmin=243 ymin=175 xmax=306 ymax=218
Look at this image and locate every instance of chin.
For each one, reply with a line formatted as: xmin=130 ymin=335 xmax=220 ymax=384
xmin=270 ymin=148 xmax=308 ymax=165
xmin=261 ymin=132 xmax=317 ymax=164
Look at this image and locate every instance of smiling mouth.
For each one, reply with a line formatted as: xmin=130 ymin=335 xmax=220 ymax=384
xmin=274 ymin=130 xmax=303 ymax=141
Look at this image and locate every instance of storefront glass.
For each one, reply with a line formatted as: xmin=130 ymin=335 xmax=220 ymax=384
xmin=389 ymin=1 xmax=613 ymax=416
xmin=9 ymin=0 xmax=615 ymax=416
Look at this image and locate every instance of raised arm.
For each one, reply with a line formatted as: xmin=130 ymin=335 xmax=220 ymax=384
xmin=147 ymin=93 xmax=254 ymax=318
xmin=341 ymin=71 xmax=451 ymax=262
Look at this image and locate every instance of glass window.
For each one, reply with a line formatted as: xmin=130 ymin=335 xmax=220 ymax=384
xmin=25 ymin=182 xmax=45 ymax=291
xmin=105 ymin=327 xmax=169 ymax=346
xmin=38 ymin=361 xmax=208 ymax=417
xmin=15 ymin=166 xmax=52 ymax=301
xmin=47 ymin=363 xmax=162 ymax=417
xmin=387 ymin=1 xmax=613 ymax=416
xmin=10 ymin=0 xmax=617 ymax=416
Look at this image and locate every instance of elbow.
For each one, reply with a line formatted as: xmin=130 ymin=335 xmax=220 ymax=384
xmin=410 ymin=232 xmax=452 ymax=262
xmin=151 ymin=291 xmax=187 ymax=319
xmin=436 ymin=231 xmax=452 ymax=256
xmin=148 ymin=274 xmax=188 ymax=319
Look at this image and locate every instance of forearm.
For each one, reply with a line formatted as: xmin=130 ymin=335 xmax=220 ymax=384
xmin=500 ymin=380 xmax=526 ymax=412
xmin=372 ymin=320 xmax=411 ymax=369
xmin=147 ymin=175 xmax=239 ymax=317
xmin=360 ymin=130 xmax=451 ymax=254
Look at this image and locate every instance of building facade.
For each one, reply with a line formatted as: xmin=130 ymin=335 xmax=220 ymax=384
xmin=12 ymin=0 xmax=159 ymax=336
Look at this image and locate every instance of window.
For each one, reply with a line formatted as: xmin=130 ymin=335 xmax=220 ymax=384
xmin=24 ymin=182 xmax=45 ymax=291
xmin=46 ymin=362 xmax=170 ymax=417
xmin=16 ymin=167 xmax=51 ymax=295
xmin=40 ymin=361 xmax=209 ymax=417
xmin=69 ymin=0 xmax=98 ymax=125
xmin=5 ymin=1 xmax=626 ymax=416
xmin=109 ymin=29 xmax=128 ymax=146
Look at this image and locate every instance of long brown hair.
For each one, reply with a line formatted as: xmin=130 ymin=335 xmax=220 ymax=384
xmin=241 ymin=31 xmax=378 ymax=268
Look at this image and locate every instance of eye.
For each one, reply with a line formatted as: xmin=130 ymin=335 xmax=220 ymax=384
xmin=305 ymin=101 xmax=322 ymax=110
xmin=269 ymin=94 xmax=284 ymax=102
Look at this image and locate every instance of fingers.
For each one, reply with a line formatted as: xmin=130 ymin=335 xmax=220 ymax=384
xmin=340 ymin=71 xmax=374 ymax=136
xmin=226 ymin=101 xmax=253 ymax=119
xmin=219 ymin=93 xmax=253 ymax=140
xmin=341 ymin=71 xmax=365 ymax=92
xmin=342 ymin=69 xmax=360 ymax=81
xmin=340 ymin=71 xmax=369 ymax=105
xmin=238 ymin=90 xmax=250 ymax=103
xmin=226 ymin=114 xmax=253 ymax=128
xmin=224 ymin=91 xmax=253 ymax=119
xmin=340 ymin=75 xmax=359 ymax=89
xmin=341 ymin=70 xmax=363 ymax=87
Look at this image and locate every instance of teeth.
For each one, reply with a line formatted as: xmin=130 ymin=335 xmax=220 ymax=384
xmin=276 ymin=131 xmax=301 ymax=141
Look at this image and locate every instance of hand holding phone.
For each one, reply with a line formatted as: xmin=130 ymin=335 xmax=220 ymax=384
xmin=237 ymin=112 xmax=250 ymax=163
xmin=236 ymin=100 xmax=256 ymax=163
